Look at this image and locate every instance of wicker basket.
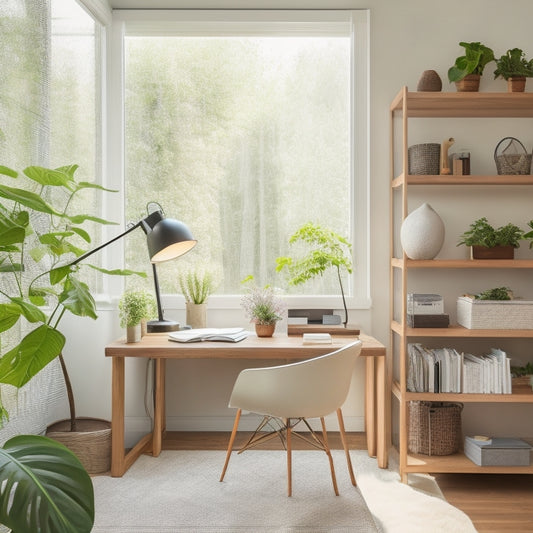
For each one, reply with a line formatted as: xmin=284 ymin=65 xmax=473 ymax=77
xmin=494 ymin=137 xmax=532 ymax=175
xmin=408 ymin=401 xmax=463 ymax=456
xmin=408 ymin=143 xmax=441 ymax=175
xmin=46 ymin=417 xmax=111 ymax=474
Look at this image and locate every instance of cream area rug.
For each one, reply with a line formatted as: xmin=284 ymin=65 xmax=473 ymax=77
xmin=92 ymin=450 xmax=477 ymax=533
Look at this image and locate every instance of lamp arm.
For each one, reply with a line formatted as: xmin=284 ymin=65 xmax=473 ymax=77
xmin=69 ymin=221 xmax=142 ymax=267
xmin=151 ymin=263 xmax=164 ymax=322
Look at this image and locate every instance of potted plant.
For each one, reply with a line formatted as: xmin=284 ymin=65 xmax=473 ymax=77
xmin=178 ymin=269 xmax=216 ymax=329
xmin=119 ymin=288 xmax=156 ymax=341
xmin=457 ymin=217 xmax=524 ymax=259
xmin=0 ymin=434 xmax=94 ymax=533
xmin=240 ymin=279 xmax=285 ymax=337
xmin=448 ymin=41 xmax=495 ymax=91
xmin=0 ymin=164 xmax=143 ymax=473
xmin=494 ymin=48 xmax=533 ymax=92
xmin=275 ymin=222 xmax=353 ymax=327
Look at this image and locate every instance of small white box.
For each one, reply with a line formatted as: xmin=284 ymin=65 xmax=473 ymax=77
xmin=407 ymin=294 xmax=444 ymax=315
xmin=457 ymin=296 xmax=533 ymax=329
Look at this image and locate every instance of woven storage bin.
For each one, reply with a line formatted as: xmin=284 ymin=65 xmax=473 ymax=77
xmin=408 ymin=143 xmax=441 ymax=175
xmin=408 ymin=401 xmax=462 ymax=456
xmin=457 ymin=296 xmax=533 ymax=329
xmin=494 ymin=137 xmax=532 ymax=175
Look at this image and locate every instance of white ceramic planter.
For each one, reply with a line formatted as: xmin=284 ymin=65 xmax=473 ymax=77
xmin=186 ymin=302 xmax=207 ymax=329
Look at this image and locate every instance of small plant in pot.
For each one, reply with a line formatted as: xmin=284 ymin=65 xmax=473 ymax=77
xmin=178 ymin=269 xmax=216 ymax=329
xmin=240 ymin=277 xmax=285 ymax=337
xmin=457 ymin=217 xmax=524 ymax=259
xmin=448 ymin=41 xmax=495 ymax=91
xmin=0 ymin=164 xmax=143 ymax=473
xmin=119 ymin=288 xmax=156 ymax=341
xmin=494 ymin=48 xmax=533 ymax=92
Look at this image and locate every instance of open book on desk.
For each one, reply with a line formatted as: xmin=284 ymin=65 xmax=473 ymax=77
xmin=168 ymin=327 xmax=249 ymax=343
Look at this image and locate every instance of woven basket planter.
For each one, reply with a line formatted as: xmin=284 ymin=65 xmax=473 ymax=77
xmin=47 ymin=417 xmax=111 ymax=474
xmin=457 ymin=296 xmax=533 ymax=329
xmin=408 ymin=401 xmax=463 ymax=456
xmin=408 ymin=143 xmax=441 ymax=175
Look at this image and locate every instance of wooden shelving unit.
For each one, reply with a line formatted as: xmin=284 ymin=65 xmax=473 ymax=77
xmin=390 ymin=87 xmax=533 ymax=481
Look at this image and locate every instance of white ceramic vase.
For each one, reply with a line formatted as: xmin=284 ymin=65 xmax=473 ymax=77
xmin=126 ymin=324 xmax=141 ymax=343
xmin=400 ymin=203 xmax=445 ymax=260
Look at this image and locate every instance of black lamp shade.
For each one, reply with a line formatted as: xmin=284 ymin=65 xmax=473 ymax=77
xmin=146 ymin=217 xmax=197 ymax=263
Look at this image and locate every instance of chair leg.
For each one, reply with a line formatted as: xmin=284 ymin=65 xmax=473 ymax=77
xmin=286 ymin=418 xmax=292 ymax=497
xmin=320 ymin=417 xmax=339 ymax=496
xmin=337 ymin=407 xmax=356 ymax=486
xmin=220 ymin=408 xmax=241 ymax=482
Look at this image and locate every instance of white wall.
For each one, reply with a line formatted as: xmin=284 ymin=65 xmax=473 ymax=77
xmin=55 ymin=0 xmax=533 ymax=447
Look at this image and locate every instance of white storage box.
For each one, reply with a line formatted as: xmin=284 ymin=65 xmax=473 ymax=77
xmin=464 ymin=437 xmax=531 ymax=466
xmin=457 ymin=296 xmax=533 ymax=329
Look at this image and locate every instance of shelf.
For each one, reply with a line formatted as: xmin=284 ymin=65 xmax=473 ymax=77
xmin=392 ymin=173 xmax=533 ymax=187
xmin=391 ymin=258 xmax=533 ymax=269
xmin=392 ymin=380 xmax=533 ymax=403
xmin=404 ymin=450 xmax=533 ymax=474
xmin=391 ymin=321 xmax=533 ymax=338
xmin=390 ymin=88 xmax=533 ymax=118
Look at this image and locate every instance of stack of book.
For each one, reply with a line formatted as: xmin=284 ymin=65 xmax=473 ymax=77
xmin=407 ymin=293 xmax=449 ymax=328
xmin=407 ymin=344 xmax=512 ymax=394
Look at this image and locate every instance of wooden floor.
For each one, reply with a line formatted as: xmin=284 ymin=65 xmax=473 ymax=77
xmin=164 ymin=431 xmax=533 ymax=533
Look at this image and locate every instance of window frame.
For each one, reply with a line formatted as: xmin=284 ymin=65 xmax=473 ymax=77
xmin=107 ymin=9 xmax=370 ymax=310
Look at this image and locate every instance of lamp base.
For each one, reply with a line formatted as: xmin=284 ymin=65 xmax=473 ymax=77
xmin=147 ymin=319 xmax=180 ymax=333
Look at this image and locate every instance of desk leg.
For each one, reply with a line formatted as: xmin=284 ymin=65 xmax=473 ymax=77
xmin=375 ymin=355 xmax=388 ymax=468
xmin=152 ymin=358 xmax=165 ymax=457
xmin=365 ymin=357 xmax=376 ymax=458
xmin=111 ymin=356 xmax=126 ymax=477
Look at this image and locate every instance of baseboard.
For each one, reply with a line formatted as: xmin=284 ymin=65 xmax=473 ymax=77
xmin=124 ymin=415 xmax=365 ymax=448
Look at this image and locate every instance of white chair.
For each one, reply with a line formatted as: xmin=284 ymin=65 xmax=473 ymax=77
xmin=219 ymin=340 xmax=362 ymax=496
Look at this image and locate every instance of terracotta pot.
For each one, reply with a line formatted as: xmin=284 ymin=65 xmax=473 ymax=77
xmin=255 ymin=323 xmax=276 ymax=337
xmin=507 ymin=77 xmax=526 ymax=93
xmin=455 ymin=74 xmax=480 ymax=92
xmin=471 ymin=245 xmax=514 ymax=260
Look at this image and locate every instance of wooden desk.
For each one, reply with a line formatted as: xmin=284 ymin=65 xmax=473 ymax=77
xmin=105 ymin=332 xmax=387 ymax=477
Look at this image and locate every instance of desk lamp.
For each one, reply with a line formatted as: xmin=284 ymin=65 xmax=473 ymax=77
xmin=71 ymin=203 xmax=197 ymax=333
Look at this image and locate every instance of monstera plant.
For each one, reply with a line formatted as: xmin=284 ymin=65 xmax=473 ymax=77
xmin=0 ymin=164 xmax=142 ymax=429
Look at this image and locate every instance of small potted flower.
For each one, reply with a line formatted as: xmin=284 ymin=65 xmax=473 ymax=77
xmin=240 ymin=278 xmax=285 ymax=337
xmin=178 ymin=269 xmax=216 ymax=329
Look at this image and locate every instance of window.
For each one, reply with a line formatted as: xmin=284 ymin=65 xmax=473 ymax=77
xmin=113 ymin=10 xmax=369 ymax=306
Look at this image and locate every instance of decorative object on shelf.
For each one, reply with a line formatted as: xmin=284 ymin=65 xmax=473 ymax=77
xmin=416 ymin=70 xmax=442 ymax=91
xmin=457 ymin=295 xmax=533 ymax=329
xmin=408 ymin=401 xmax=463 ymax=456
xmin=179 ymin=269 xmax=216 ymax=329
xmin=448 ymin=41 xmax=495 ymax=92
xmin=407 ymin=143 xmax=440 ymax=175
xmin=276 ymin=223 xmax=353 ymax=327
xmin=474 ymin=286 xmax=512 ymax=300
xmin=494 ymin=137 xmax=532 ymax=175
xmin=240 ymin=279 xmax=285 ymax=337
xmin=493 ymin=48 xmax=533 ymax=92
xmin=400 ymin=203 xmax=445 ymax=260
xmin=440 ymin=137 xmax=455 ymax=175
xmin=119 ymin=289 xmax=156 ymax=343
xmin=464 ymin=436 xmax=532 ymax=466
xmin=457 ymin=217 xmax=524 ymax=259
xmin=452 ymin=149 xmax=471 ymax=175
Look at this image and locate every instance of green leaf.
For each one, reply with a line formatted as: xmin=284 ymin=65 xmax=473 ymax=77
xmin=67 ymin=213 xmax=118 ymax=225
xmin=0 ymin=165 xmax=18 ymax=178
xmin=0 ymin=434 xmax=94 ymax=533
xmin=59 ymin=277 xmax=97 ymax=319
xmin=87 ymin=264 xmax=147 ymax=277
xmin=0 ymin=304 xmax=21 ymax=333
xmin=9 ymin=297 xmax=47 ymax=323
xmin=70 ymin=226 xmax=91 ymax=243
xmin=50 ymin=265 xmax=73 ymax=285
xmin=0 ymin=325 xmax=65 ymax=387
xmin=76 ymin=181 xmax=118 ymax=193
xmin=23 ymin=165 xmax=72 ymax=187
xmin=0 ymin=185 xmax=62 ymax=216
xmin=55 ymin=164 xmax=79 ymax=178
xmin=0 ymin=261 xmax=23 ymax=272
xmin=0 ymin=210 xmax=27 ymax=245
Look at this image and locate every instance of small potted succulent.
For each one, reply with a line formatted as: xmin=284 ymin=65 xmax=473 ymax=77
xmin=448 ymin=41 xmax=495 ymax=91
xmin=493 ymin=48 xmax=533 ymax=92
xmin=240 ymin=278 xmax=285 ymax=337
xmin=118 ymin=288 xmax=156 ymax=342
xmin=457 ymin=217 xmax=524 ymax=259
xmin=178 ymin=269 xmax=216 ymax=329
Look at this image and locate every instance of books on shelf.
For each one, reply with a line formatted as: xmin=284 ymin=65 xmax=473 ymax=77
xmin=407 ymin=314 xmax=449 ymax=328
xmin=407 ymin=293 xmax=444 ymax=315
xmin=168 ymin=328 xmax=249 ymax=343
xmin=407 ymin=344 xmax=512 ymax=394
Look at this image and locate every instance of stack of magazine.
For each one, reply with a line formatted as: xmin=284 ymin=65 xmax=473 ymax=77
xmin=407 ymin=343 xmax=512 ymax=394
